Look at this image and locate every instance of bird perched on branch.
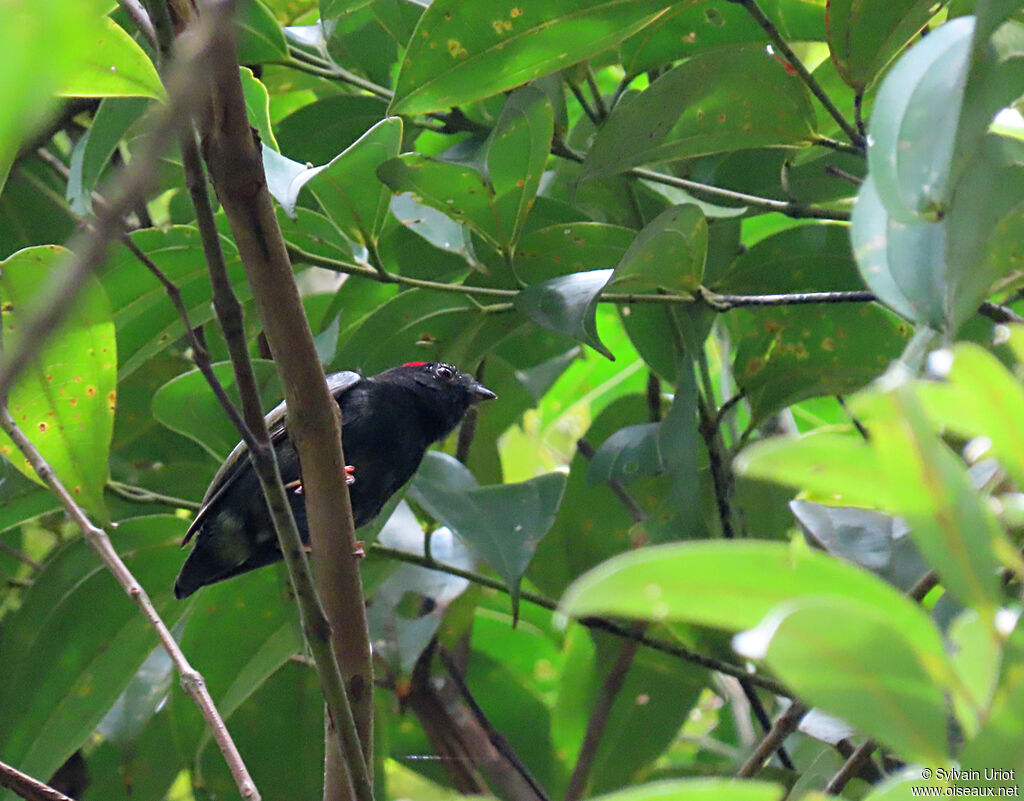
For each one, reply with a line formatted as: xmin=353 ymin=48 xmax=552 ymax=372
xmin=174 ymin=361 xmax=496 ymax=598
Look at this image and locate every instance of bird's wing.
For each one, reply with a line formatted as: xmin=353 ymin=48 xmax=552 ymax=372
xmin=182 ymin=371 xmax=362 ymax=545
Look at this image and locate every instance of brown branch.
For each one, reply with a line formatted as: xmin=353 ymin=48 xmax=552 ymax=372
xmin=564 ymin=633 xmax=642 ymax=801
xmin=0 ymin=541 xmax=43 ymax=571
xmin=0 ymin=758 xmax=74 ymax=801
xmin=185 ymin=3 xmax=374 ymax=799
xmin=736 ymin=702 xmax=807 ymax=777
xmin=825 ymin=740 xmax=877 ymax=795
xmin=0 ymin=381 xmax=259 ymax=801
xmin=437 ymin=647 xmax=550 ymax=801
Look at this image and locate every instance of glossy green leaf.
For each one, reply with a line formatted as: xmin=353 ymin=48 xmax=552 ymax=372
xmin=0 ymin=160 xmax=75 ymax=258
xmin=240 ymin=67 xmax=278 ymax=151
xmin=0 ymin=246 xmax=116 ymax=520
xmin=620 ymin=0 xmax=825 ymax=76
xmin=735 ymin=596 xmax=950 ymax=765
xmin=513 ymin=222 xmax=635 ymax=285
xmin=737 ymin=430 xmax=890 ymax=508
xmin=275 ymin=95 xmax=386 ymax=166
xmin=59 ymin=17 xmax=164 ymax=100
xmin=484 ymin=86 xmax=554 ymax=249
xmin=300 ymin=117 xmax=403 ymax=246
xmin=827 ymin=0 xmax=939 ymax=91
xmin=236 ymin=0 xmax=289 ymax=63
xmin=330 ymin=289 xmax=480 ymax=375
xmin=560 ymin=540 xmax=937 ymax=645
xmin=867 ymin=17 xmax=973 ymax=223
xmin=98 ymin=226 xmax=247 ymax=378
xmin=917 ymin=342 xmax=1024 ymax=488
xmin=732 ymin=301 xmax=910 ymax=424
xmin=586 ymin=423 xmax=662 ymax=486
xmin=377 ymin=154 xmax=502 ymax=248
xmin=82 ymin=708 xmax=180 ymax=801
xmin=151 ymin=360 xmax=282 ymax=461
xmin=413 ymin=469 xmax=566 ymax=613
xmin=590 ymin=779 xmax=785 ymax=801
xmin=850 ymin=175 xmax=947 ymax=328
xmin=583 ymin=45 xmax=816 ymax=180
xmin=854 ymin=385 xmax=1006 ymax=621
xmin=0 ymin=0 xmax=112 ymax=190
xmin=514 ymin=269 xmax=615 ymax=359
xmin=609 ymin=204 xmax=706 ymax=293
xmin=0 ymin=517 xmax=187 ymax=801
xmin=66 ymin=97 xmax=149 ymax=215
xmin=390 ymin=0 xmax=674 ymax=115
xmin=389 ymin=193 xmax=481 ymax=269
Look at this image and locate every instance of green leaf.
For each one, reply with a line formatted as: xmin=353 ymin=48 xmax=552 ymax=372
xmin=513 ymin=222 xmax=636 ymax=284
xmin=850 ymin=174 xmax=947 ymax=328
xmin=917 ymin=342 xmax=1024 ymax=489
xmin=484 ymin=86 xmax=554 ymax=249
xmin=303 ymin=117 xmax=403 ymax=246
xmin=236 ymin=0 xmax=289 ymax=63
xmin=589 ymin=778 xmax=785 ymax=801
xmin=0 ymin=517 xmax=187 ymax=801
xmin=411 ymin=467 xmax=567 ymax=614
xmin=151 ymin=360 xmax=282 ymax=462
xmin=98 ymin=226 xmax=247 ymax=378
xmin=608 ymin=204 xmax=706 ymax=293
xmin=735 ymin=596 xmax=950 ymax=765
xmin=59 ymin=17 xmax=164 ymax=100
xmin=514 ymin=269 xmax=615 ymax=359
xmin=239 ymin=67 xmax=278 ymax=151
xmin=867 ymin=17 xmax=973 ymax=223
xmin=853 ymin=385 xmax=1006 ymax=621
xmin=620 ymin=0 xmax=825 ymax=76
xmin=66 ymin=97 xmax=149 ymax=215
xmin=826 ymin=0 xmax=940 ymax=91
xmin=732 ymin=300 xmax=910 ymax=425
xmin=560 ymin=540 xmax=936 ymax=643
xmin=586 ymin=423 xmax=661 ymax=486
xmin=0 ymin=0 xmax=113 ymax=190
xmin=389 ymin=193 xmax=481 ymax=269
xmin=737 ymin=430 xmax=891 ymax=508
xmin=0 ymin=246 xmax=116 ymax=520
xmin=583 ymin=45 xmax=816 ymax=180
xmin=0 ymin=160 xmax=75 ymax=258
xmin=390 ymin=0 xmax=674 ymax=115
xmin=377 ymin=154 xmax=502 ymax=248
xmin=330 ymin=289 xmax=480 ymax=375
xmin=275 ymin=95 xmax=386 ymax=166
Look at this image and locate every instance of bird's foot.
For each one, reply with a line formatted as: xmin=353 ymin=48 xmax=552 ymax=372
xmin=345 ymin=465 xmax=355 ymax=485
xmin=353 ymin=540 xmax=365 ymax=558
xmin=285 ymin=478 xmax=303 ymax=495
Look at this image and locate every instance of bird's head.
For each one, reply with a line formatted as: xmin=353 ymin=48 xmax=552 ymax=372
xmin=375 ymin=361 xmax=496 ymax=439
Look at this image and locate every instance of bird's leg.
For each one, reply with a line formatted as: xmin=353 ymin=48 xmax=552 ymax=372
xmin=282 ymin=465 xmax=354 ymax=496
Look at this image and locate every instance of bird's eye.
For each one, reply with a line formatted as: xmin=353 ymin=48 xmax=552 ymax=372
xmin=435 ymin=365 xmax=454 ymax=381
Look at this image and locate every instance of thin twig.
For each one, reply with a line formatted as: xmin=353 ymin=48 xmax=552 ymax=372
xmin=0 ymin=541 xmax=44 ymax=571
xmin=567 ymin=80 xmax=601 ymax=127
xmin=836 ymin=396 xmax=870 ymax=441
xmin=736 ymin=702 xmax=806 ymax=777
xmin=0 ymin=758 xmax=74 ymax=801
xmin=369 ymin=543 xmax=790 ymax=695
xmin=825 ymin=740 xmax=876 ymax=794
xmin=438 ymin=648 xmax=551 ymax=801
xmin=576 ymin=439 xmax=646 ymax=524
xmin=106 ymin=480 xmax=202 ymax=510
xmin=564 ymin=633 xmax=641 ymax=801
xmin=824 ymin=164 xmax=864 ymax=186
xmin=584 ymin=66 xmax=608 ymax=120
xmin=0 ymin=360 xmax=259 ymax=801
xmin=728 ymin=0 xmax=864 ymax=149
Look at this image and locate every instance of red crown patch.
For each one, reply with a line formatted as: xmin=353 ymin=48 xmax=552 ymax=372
xmin=402 ymin=361 xmax=429 ymax=367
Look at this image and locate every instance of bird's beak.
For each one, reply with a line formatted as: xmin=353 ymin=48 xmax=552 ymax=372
xmin=470 ymin=383 xmax=497 ymax=403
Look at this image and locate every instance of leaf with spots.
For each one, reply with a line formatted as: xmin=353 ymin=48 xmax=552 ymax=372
xmin=0 ymin=517 xmax=187 ymax=801
xmin=582 ymin=44 xmax=817 ymax=180
xmin=389 ymin=0 xmax=674 ymax=115
xmin=484 ymin=86 xmax=554 ymax=249
xmin=608 ymin=204 xmax=707 ymax=293
xmin=377 ymin=154 xmax=504 ymax=249
xmin=0 ymin=246 xmax=116 ymax=521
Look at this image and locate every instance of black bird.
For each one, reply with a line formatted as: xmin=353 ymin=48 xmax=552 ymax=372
xmin=174 ymin=362 xmax=496 ymax=598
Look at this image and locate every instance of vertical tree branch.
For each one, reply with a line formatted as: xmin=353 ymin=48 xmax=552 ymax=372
xmin=173 ymin=3 xmax=375 ymax=799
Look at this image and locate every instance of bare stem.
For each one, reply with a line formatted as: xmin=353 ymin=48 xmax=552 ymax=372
xmin=736 ymin=702 xmax=807 ymax=777
xmin=0 ymin=758 xmax=74 ymax=801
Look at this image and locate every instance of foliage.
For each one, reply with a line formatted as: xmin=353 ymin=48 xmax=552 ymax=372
xmin=1 ymin=0 xmax=1024 ymax=800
